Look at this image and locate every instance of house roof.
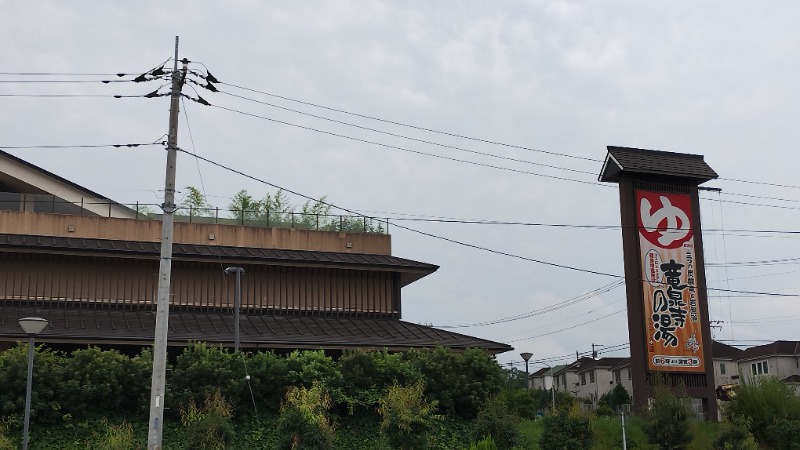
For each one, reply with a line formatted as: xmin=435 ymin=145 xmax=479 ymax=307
xmin=734 ymin=340 xmax=800 ymax=362
xmin=576 ymin=357 xmax=630 ymax=373
xmin=609 ymin=357 xmax=631 ymax=370
xmin=531 ymin=367 xmax=551 ymax=377
xmin=0 ymin=149 xmax=136 ymax=218
xmin=712 ymin=340 xmax=743 ymax=359
xmin=0 ymin=233 xmax=438 ymax=286
xmin=554 ymin=357 xmax=594 ymax=375
xmin=598 ymin=146 xmax=718 ymax=184
xmin=0 ymin=303 xmax=512 ymax=354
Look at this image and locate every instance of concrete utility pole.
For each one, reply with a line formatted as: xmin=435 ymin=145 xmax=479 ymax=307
xmin=147 ymin=36 xmax=186 ymax=450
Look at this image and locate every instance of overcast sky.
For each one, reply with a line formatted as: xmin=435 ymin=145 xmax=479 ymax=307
xmin=2 ymin=1 xmax=799 ymax=370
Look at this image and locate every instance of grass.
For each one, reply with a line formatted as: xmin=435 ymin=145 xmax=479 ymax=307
xmin=514 ymin=414 xmax=719 ymax=450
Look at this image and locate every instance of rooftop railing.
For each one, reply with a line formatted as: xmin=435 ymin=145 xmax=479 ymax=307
xmin=0 ymin=191 xmax=388 ymax=234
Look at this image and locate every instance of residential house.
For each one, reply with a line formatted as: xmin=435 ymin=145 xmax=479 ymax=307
xmin=609 ymin=358 xmax=633 ymax=399
xmin=734 ymin=340 xmax=800 ymax=383
xmin=553 ymin=357 xmax=594 ymax=396
xmin=0 ymin=150 xmax=512 ymax=355
xmin=530 ymin=365 xmax=564 ymax=391
xmin=575 ymin=357 xmax=629 ymax=409
xmin=712 ymin=340 xmax=743 ymax=386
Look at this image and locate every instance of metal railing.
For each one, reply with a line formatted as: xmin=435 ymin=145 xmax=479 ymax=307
xmin=0 ymin=191 xmax=388 ymax=234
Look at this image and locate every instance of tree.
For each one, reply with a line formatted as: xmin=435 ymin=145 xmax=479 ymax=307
xmin=605 ymin=383 xmax=631 ymax=412
xmin=378 ymin=381 xmax=441 ymax=450
xmin=538 ymin=405 xmax=592 ymax=450
xmin=228 ymin=190 xmax=263 ymax=223
xmin=180 ymin=186 xmax=212 ymax=218
xmin=642 ymin=385 xmax=693 ymax=450
xmin=472 ymin=395 xmax=526 ymax=450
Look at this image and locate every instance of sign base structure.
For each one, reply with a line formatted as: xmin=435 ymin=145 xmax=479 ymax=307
xmin=599 ymin=146 xmax=718 ymax=421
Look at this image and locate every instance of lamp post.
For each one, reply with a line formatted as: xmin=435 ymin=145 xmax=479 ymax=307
xmin=18 ymin=317 xmax=48 ymax=450
xmin=520 ymin=352 xmax=533 ymax=389
xmin=224 ymin=267 xmax=245 ymax=352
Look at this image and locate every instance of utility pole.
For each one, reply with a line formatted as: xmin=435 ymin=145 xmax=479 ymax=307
xmin=147 ymin=36 xmax=186 ymax=450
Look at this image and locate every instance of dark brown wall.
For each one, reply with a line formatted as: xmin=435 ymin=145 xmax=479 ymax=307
xmin=0 ymin=251 xmax=398 ymax=317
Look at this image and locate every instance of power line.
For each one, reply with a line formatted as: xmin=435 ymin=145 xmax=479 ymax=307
xmin=719 ymin=177 xmax=800 ymax=190
xmin=0 ymin=142 xmax=162 ymax=150
xmin=219 ymin=81 xmax=601 ymax=162
xmin=208 ymin=103 xmax=608 ymax=187
xmin=216 ymin=89 xmax=597 ymax=176
xmin=435 ymin=280 xmax=624 ymax=328
xmin=506 ymin=309 xmax=627 ymax=343
xmin=175 ymin=148 xmax=800 ymax=298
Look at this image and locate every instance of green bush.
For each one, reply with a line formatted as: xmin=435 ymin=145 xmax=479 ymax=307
xmin=170 ymin=342 xmax=244 ymax=415
xmin=242 ymin=350 xmax=289 ymax=415
xmin=724 ymin=376 xmax=800 ymax=446
xmin=285 ymin=350 xmax=344 ymax=406
xmin=63 ymin=347 xmax=150 ymax=419
xmin=0 ymin=342 xmax=67 ymax=425
xmin=642 ymin=386 xmax=693 ymax=450
xmin=340 ymin=349 xmax=422 ymax=414
xmin=539 ymin=407 xmax=592 ymax=450
xmin=499 ymin=388 xmax=538 ymax=420
xmin=276 ymin=382 xmax=335 ymax=450
xmin=467 ymin=435 xmax=499 ymax=450
xmin=87 ymin=419 xmax=138 ymax=450
xmin=712 ymin=414 xmax=756 ymax=450
xmin=472 ymin=396 xmax=525 ymax=450
xmin=180 ymin=389 xmax=235 ymax=450
xmin=763 ymin=418 xmax=800 ymax=450
xmin=377 ymin=380 xmax=440 ymax=450
xmin=404 ymin=347 xmax=503 ymax=420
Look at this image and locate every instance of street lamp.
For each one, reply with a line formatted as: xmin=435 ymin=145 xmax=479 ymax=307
xmin=224 ymin=266 xmax=245 ymax=352
xmin=18 ymin=317 xmax=48 ymax=450
xmin=520 ymin=352 xmax=533 ymax=389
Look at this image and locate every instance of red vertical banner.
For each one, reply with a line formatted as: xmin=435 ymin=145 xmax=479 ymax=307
xmin=636 ymin=190 xmax=705 ymax=372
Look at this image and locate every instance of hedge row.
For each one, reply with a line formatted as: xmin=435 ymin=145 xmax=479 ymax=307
xmin=0 ymin=342 xmax=504 ymax=426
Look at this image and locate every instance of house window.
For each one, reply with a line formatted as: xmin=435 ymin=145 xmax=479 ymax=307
xmin=580 ymin=373 xmax=586 ymax=385
xmin=613 ymin=370 xmax=621 ymax=384
xmin=589 ymin=370 xmax=595 ymax=383
xmin=720 ymin=363 xmax=726 ymax=375
xmin=628 ymin=368 xmax=632 ymax=380
xmin=751 ymin=361 xmax=769 ymax=375
xmin=562 ymin=374 xmax=566 ymax=387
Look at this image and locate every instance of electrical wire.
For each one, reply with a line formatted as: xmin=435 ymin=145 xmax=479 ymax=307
xmin=208 ymin=103 xmax=608 ymax=187
xmin=219 ymin=81 xmax=601 ymax=162
xmin=435 ymin=280 xmax=624 ymax=328
xmin=216 ymin=89 xmax=597 ymax=176
xmin=0 ymin=142 xmax=162 ymax=150
xmin=175 ymin=148 xmax=800 ymax=298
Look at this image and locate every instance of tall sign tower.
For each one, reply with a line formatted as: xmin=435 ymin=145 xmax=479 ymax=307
xmin=599 ymin=146 xmax=718 ymax=419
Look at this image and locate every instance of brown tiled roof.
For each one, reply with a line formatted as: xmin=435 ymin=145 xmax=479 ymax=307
xmin=555 ymin=357 xmax=594 ymax=375
xmin=531 ymin=367 xmax=551 ymax=377
xmin=734 ymin=340 xmax=800 ymax=362
xmin=599 ymin=146 xmax=718 ymax=183
xmin=0 ymin=233 xmax=438 ymax=286
xmin=0 ymin=303 xmax=512 ymax=354
xmin=576 ymin=357 xmax=630 ymax=373
xmin=712 ymin=340 xmax=743 ymax=359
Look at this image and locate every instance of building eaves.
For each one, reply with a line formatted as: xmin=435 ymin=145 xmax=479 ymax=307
xmin=598 ymin=146 xmax=718 ymax=184
xmin=0 ymin=303 xmax=512 ymax=354
xmin=0 ymin=233 xmax=439 ymax=286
